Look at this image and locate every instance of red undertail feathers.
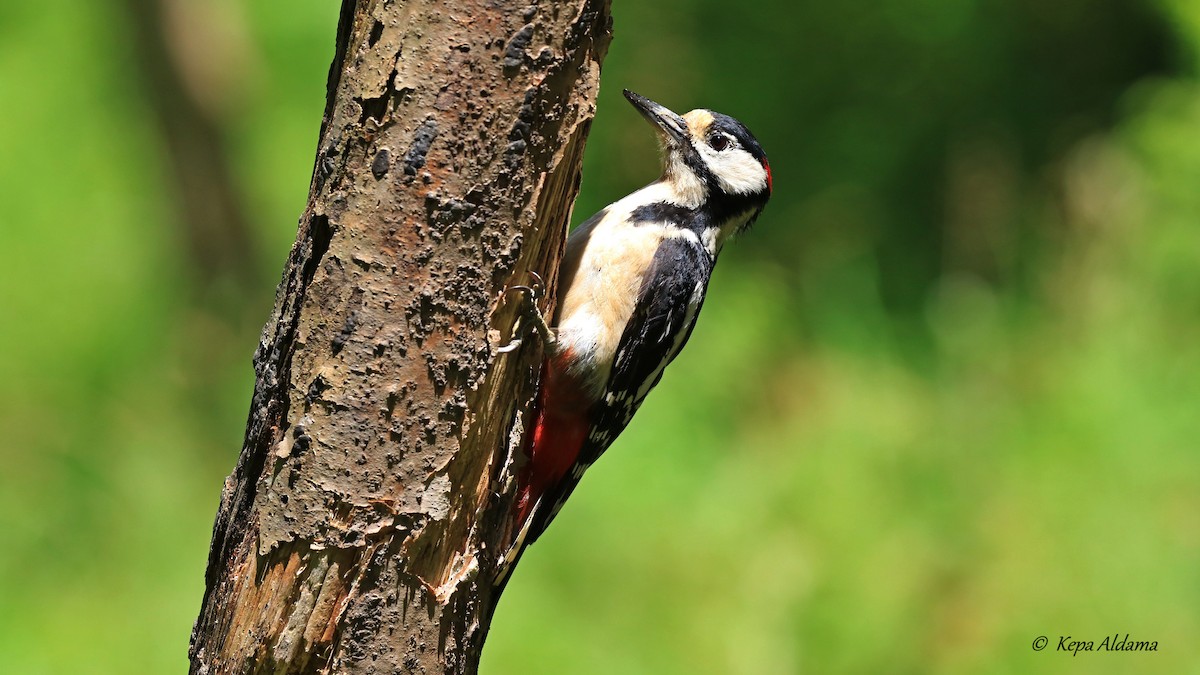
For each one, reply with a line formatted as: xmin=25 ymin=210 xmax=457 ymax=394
xmin=513 ymin=352 xmax=591 ymax=529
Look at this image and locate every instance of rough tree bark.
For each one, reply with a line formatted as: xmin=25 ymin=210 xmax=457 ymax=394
xmin=189 ymin=1 xmax=612 ymax=673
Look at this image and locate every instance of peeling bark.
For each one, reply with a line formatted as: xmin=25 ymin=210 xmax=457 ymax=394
xmin=189 ymin=1 xmax=612 ymax=673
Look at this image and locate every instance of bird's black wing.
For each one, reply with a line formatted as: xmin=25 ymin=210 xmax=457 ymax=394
xmin=583 ymin=237 xmax=714 ymax=462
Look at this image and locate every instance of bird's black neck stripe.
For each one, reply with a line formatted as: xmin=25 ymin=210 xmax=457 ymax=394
xmin=629 ymin=191 xmax=765 ymax=239
xmin=629 ymin=201 xmax=700 ymax=229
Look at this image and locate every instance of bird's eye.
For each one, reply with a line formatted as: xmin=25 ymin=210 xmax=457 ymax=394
xmin=709 ymin=134 xmax=730 ymax=151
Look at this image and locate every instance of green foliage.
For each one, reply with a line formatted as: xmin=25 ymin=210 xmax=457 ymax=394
xmin=1 ymin=1 xmax=1196 ymax=672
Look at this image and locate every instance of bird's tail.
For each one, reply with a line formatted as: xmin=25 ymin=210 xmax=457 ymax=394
xmin=496 ymin=357 xmax=589 ymax=583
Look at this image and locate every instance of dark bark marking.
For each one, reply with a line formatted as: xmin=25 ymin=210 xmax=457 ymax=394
xmin=403 ymin=118 xmax=440 ymax=176
xmin=370 ymin=147 xmax=390 ymax=179
xmin=502 ymin=23 xmax=535 ymax=71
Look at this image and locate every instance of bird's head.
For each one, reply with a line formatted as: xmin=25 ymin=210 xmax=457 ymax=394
xmin=624 ymin=89 xmax=771 ymax=230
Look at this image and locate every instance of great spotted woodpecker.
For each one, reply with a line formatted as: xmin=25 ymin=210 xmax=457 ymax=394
xmin=500 ymin=90 xmax=771 ymax=570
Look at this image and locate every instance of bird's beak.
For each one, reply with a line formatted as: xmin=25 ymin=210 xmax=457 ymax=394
xmin=624 ymin=90 xmax=688 ymax=146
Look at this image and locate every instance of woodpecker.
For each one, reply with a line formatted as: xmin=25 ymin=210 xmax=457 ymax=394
xmin=501 ymin=90 xmax=772 ymax=569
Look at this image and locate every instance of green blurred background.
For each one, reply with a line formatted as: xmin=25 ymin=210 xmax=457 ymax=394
xmin=2 ymin=0 xmax=1197 ymax=672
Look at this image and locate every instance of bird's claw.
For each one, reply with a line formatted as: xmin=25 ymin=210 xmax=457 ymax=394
xmin=496 ymin=337 xmax=522 ymax=354
xmin=527 ymin=271 xmax=545 ymax=298
xmin=505 ymin=271 xmax=544 ymax=301
xmin=498 ymin=271 xmax=555 ymax=354
xmin=506 ymin=285 xmax=535 ymax=300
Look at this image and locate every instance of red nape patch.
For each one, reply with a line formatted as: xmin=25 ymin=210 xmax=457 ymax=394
xmin=763 ymin=159 xmax=773 ymax=194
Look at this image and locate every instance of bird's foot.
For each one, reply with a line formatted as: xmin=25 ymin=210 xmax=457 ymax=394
xmin=497 ymin=272 xmax=556 ymax=354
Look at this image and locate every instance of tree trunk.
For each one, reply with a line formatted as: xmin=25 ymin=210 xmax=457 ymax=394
xmin=189 ymin=1 xmax=612 ymax=672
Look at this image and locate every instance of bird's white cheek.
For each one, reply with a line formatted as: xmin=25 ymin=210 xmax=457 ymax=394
xmin=714 ymin=151 xmax=768 ymax=195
